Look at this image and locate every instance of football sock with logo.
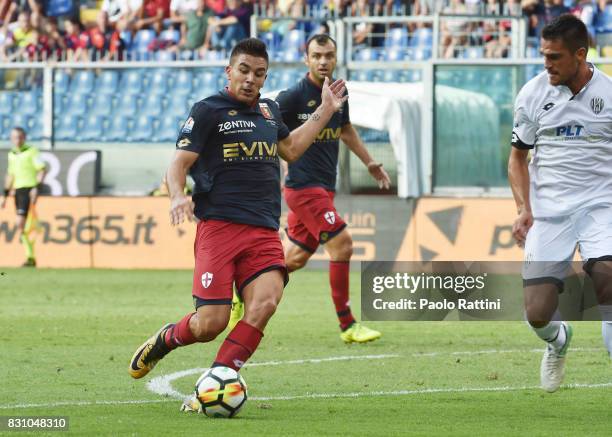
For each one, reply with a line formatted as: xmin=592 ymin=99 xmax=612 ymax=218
xmin=532 ymin=320 xmax=567 ymax=351
xmin=330 ymin=261 xmax=356 ymax=330
xmin=213 ymin=321 xmax=263 ymax=371
xmin=164 ymin=312 xmax=197 ymax=349
xmin=599 ymin=306 xmax=612 ymax=358
xmin=20 ymin=234 xmax=34 ymax=260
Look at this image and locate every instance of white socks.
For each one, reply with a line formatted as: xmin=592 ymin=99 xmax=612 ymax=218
xmin=599 ymin=305 xmax=612 ymax=358
xmin=532 ymin=321 xmax=567 ymax=351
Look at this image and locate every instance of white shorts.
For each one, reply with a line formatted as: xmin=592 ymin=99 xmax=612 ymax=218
xmin=523 ymin=204 xmax=612 ymax=286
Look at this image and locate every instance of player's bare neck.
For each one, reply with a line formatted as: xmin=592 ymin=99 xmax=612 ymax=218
xmin=567 ymin=64 xmax=593 ymax=96
xmin=307 ymin=72 xmax=324 ymax=88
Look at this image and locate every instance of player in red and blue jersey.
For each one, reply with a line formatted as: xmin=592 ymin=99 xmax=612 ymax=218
xmin=128 ymin=38 xmax=347 ymax=399
xmin=276 ymin=34 xmax=391 ymax=343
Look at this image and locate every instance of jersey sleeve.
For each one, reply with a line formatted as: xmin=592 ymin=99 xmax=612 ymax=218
xmin=7 ymin=152 xmax=15 ymax=176
xmin=274 ymin=89 xmax=296 ymax=127
xmin=511 ymin=87 xmax=537 ymax=150
xmin=31 ymin=148 xmax=46 ymax=171
xmin=176 ymin=101 xmax=214 ymax=153
xmin=270 ymin=99 xmax=290 ymax=141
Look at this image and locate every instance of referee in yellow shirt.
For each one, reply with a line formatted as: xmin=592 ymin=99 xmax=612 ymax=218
xmin=0 ymin=127 xmax=47 ymax=267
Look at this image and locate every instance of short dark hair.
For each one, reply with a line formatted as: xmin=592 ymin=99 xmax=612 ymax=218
xmin=541 ymin=14 xmax=588 ymax=53
xmin=305 ymin=34 xmax=337 ymax=55
xmin=12 ymin=126 xmax=26 ymax=137
xmin=230 ymin=38 xmax=268 ymax=65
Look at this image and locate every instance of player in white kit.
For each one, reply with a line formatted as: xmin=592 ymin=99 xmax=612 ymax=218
xmin=508 ymin=14 xmax=612 ymax=393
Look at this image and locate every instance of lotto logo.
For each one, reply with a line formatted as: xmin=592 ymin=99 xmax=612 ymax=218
xmin=324 ymin=211 xmax=336 ymax=225
xmin=201 ymin=272 xmax=213 ymax=288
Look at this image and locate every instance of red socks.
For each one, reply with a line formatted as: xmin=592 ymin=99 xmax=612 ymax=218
xmin=330 ymin=261 xmax=356 ymax=330
xmin=164 ymin=312 xmax=197 ymax=349
xmin=213 ymin=321 xmax=263 ymax=371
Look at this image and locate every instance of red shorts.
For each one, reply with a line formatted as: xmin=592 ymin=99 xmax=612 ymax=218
xmin=284 ymin=187 xmax=347 ymax=253
xmin=192 ymin=220 xmax=287 ymax=308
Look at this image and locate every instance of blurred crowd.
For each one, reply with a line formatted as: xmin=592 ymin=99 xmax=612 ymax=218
xmin=0 ymin=0 xmax=610 ymax=61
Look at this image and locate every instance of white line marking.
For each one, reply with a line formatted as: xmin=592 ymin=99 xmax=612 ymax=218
xmin=1 ymin=350 xmax=609 ymax=410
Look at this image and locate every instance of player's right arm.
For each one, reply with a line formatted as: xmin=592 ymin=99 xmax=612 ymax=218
xmin=508 ymin=86 xmax=537 ymax=247
xmin=1 ymin=153 xmax=15 ymax=209
xmin=167 ymin=149 xmax=198 ymax=226
xmin=167 ymin=101 xmax=212 ymax=226
xmin=278 ymin=77 xmax=347 ymax=162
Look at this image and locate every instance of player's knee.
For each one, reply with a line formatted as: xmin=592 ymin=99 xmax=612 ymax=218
xmin=331 ymin=235 xmax=353 ymax=261
xmin=286 ymin=252 xmax=308 ymax=272
xmin=191 ymin=313 xmax=228 ymax=342
xmin=247 ymin=296 xmax=279 ymax=320
xmin=524 ymin=304 xmax=551 ymax=327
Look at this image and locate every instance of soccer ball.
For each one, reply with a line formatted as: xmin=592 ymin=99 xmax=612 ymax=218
xmin=194 ymin=366 xmax=248 ymax=418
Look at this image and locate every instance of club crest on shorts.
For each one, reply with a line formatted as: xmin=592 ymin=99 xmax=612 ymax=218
xmin=201 ymin=272 xmax=213 ymax=288
xmin=259 ymin=103 xmax=273 ymax=119
xmin=590 ymin=97 xmax=604 ymax=115
xmin=324 ymin=211 xmax=336 ymax=225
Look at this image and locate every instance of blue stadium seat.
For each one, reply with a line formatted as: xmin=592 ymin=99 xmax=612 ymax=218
xmin=160 ymin=29 xmax=180 ymax=45
xmin=281 ymin=49 xmax=302 ymax=62
xmin=259 ymin=31 xmax=281 ymax=53
xmin=385 ymin=27 xmax=408 ymax=48
xmin=382 ymin=69 xmax=401 ymax=82
xmin=139 ymin=94 xmax=165 ymax=117
xmin=90 ymin=94 xmax=114 ymax=116
xmin=131 ymin=29 xmax=156 ymax=60
xmin=11 ymin=114 xmax=33 ymax=132
xmin=96 ymin=70 xmax=119 ymax=95
xmin=64 ymin=93 xmax=89 ymax=116
xmin=166 ymin=94 xmax=191 ymax=118
xmin=16 ymin=91 xmax=41 ymax=115
xmin=595 ymin=5 xmax=612 ymax=33
xmin=154 ymin=116 xmax=183 ymax=142
xmin=385 ymin=47 xmax=405 ymax=61
xmin=351 ymin=69 xmax=375 ymax=81
xmin=282 ymin=29 xmax=306 ymax=50
xmin=0 ymin=92 xmax=15 ymax=116
xmin=105 ymin=116 xmax=131 ymax=142
xmin=202 ymin=50 xmax=225 ymax=61
xmin=54 ymin=114 xmax=80 ymax=141
xmin=463 ymin=47 xmax=485 ymax=59
xmin=130 ymin=115 xmax=156 ymax=142
xmin=173 ymin=70 xmax=193 ymax=96
xmin=119 ymin=70 xmax=144 ymax=95
xmin=0 ymin=116 xmax=9 ymax=139
xmin=155 ymin=50 xmax=176 ymax=61
xmin=80 ymin=114 xmax=106 ymax=141
xmin=411 ymin=27 xmax=433 ymax=48
xmin=54 ymin=70 xmax=70 ymax=94
xmin=28 ymin=117 xmax=43 ymax=140
xmin=354 ymin=48 xmax=379 ymax=61
xmin=114 ymin=93 xmax=139 ymax=116
xmin=69 ymin=70 xmax=95 ymax=95
xmin=148 ymin=69 xmax=169 ymax=95
xmin=411 ymin=48 xmax=431 ymax=61
xmin=46 ymin=0 xmax=74 ymax=16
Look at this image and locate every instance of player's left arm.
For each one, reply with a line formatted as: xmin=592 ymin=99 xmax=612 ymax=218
xmin=340 ymin=123 xmax=391 ymax=190
xmin=30 ymin=150 xmax=48 ymax=205
xmin=279 ymin=77 xmax=347 ymax=162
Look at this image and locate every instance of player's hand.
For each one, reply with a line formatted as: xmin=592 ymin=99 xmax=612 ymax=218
xmin=512 ymin=209 xmax=533 ymax=248
xmin=169 ymin=194 xmax=196 ymax=226
xmin=29 ymin=187 xmax=38 ymax=205
xmin=367 ymin=162 xmax=391 ymax=190
xmin=0 ymin=196 xmax=6 ymax=209
xmin=321 ymin=77 xmax=347 ymax=112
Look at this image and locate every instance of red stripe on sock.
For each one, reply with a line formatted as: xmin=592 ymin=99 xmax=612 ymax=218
xmin=213 ymin=321 xmax=263 ymax=371
xmin=165 ymin=312 xmax=196 ymax=349
xmin=330 ymin=261 xmax=356 ymax=330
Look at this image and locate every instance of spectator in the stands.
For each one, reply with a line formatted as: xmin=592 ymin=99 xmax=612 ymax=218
xmin=0 ymin=10 xmax=36 ymax=61
xmin=440 ymin=0 xmax=469 ymax=58
xmin=136 ymin=0 xmax=171 ymax=33
xmin=64 ymin=18 xmax=89 ymax=61
xmin=534 ymin=0 xmax=570 ymax=35
xmin=0 ymin=0 xmax=17 ymax=25
xmin=485 ymin=19 xmax=512 ymax=57
xmin=208 ymin=0 xmax=251 ymax=52
xmin=206 ymin=0 xmax=225 ymax=14
xmin=169 ymin=0 xmax=212 ymax=52
xmin=99 ymin=0 xmax=143 ymax=32
xmin=89 ymin=10 xmax=125 ymax=60
xmin=521 ymin=0 xmax=540 ymax=37
xmin=351 ymin=0 xmax=384 ymax=48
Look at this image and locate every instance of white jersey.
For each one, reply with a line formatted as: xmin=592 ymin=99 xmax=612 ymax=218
xmin=512 ymin=65 xmax=612 ymax=218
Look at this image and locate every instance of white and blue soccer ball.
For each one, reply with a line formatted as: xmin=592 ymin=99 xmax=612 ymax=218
xmin=194 ymin=366 xmax=248 ymax=418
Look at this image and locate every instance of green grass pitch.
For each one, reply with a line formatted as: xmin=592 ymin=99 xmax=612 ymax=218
xmin=1 ymin=268 xmax=610 ymax=436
